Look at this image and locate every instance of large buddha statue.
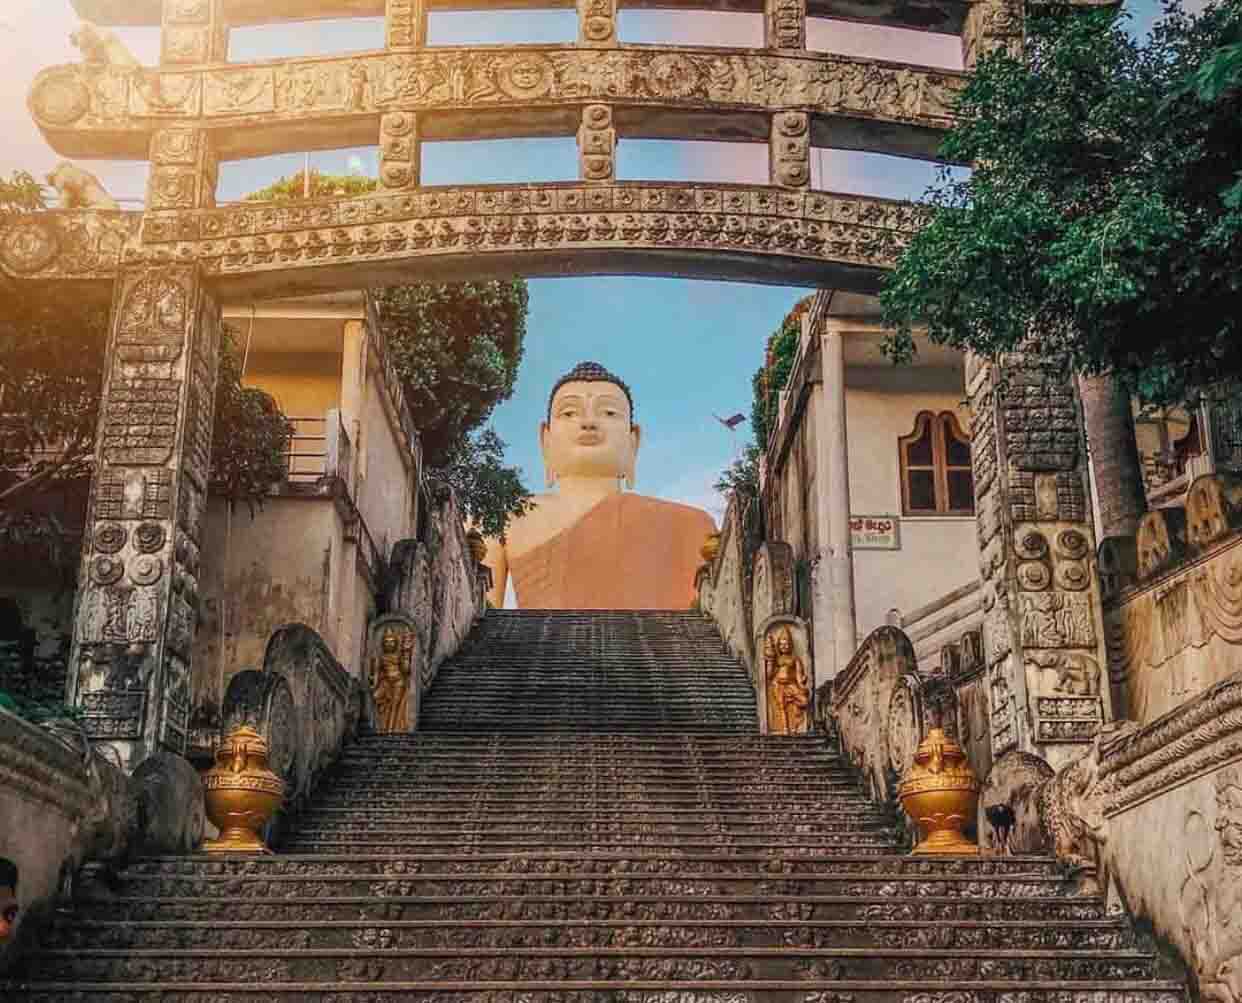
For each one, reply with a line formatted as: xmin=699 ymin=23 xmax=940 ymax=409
xmin=484 ymin=361 xmax=716 ymax=610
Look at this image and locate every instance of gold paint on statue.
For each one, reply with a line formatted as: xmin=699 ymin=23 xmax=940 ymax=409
xmin=765 ymin=624 xmax=810 ymax=735
xmin=700 ymin=532 xmax=721 ymax=563
xmin=899 ymin=726 xmax=981 ymax=855
xmin=466 ymin=528 xmax=488 ymax=564
xmin=370 ymin=627 xmax=413 ymax=733
xmin=202 ymin=725 xmax=284 ymax=854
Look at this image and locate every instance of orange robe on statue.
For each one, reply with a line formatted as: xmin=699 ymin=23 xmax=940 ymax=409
xmin=509 ymin=493 xmax=715 ymax=609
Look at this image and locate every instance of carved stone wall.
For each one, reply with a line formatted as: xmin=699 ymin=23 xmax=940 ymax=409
xmin=699 ymin=495 xmax=754 ymax=675
xmin=67 ymin=264 xmax=221 ymax=771
xmin=1039 ymin=673 xmax=1242 ymax=1000
xmin=967 ymin=354 xmax=1109 ymax=772
xmin=1104 ymin=476 xmax=1242 ymax=726
xmin=831 ymin=624 xmax=920 ymax=804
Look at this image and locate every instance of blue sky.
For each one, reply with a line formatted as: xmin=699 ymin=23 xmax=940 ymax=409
xmin=0 ymin=0 xmax=1170 ymax=520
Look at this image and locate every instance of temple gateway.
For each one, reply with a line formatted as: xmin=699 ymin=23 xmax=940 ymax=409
xmin=0 ymin=0 xmax=1237 ymax=999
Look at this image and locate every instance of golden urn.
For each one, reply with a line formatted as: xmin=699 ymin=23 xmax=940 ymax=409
xmin=700 ymin=532 xmax=721 ymax=563
xmin=465 ymin=528 xmax=488 ymax=564
xmin=202 ymin=725 xmax=285 ymax=854
xmin=898 ymin=727 xmax=981 ymax=855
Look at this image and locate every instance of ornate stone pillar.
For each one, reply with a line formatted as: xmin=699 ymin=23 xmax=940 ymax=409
xmin=968 ymin=354 xmax=1112 ymax=772
xmin=386 ymin=0 xmax=426 ymax=49
xmin=961 ymin=0 xmax=1024 ymax=69
xmin=578 ymin=105 xmax=616 ymax=183
xmin=148 ymin=129 xmax=218 ymax=212
xmin=764 ymin=0 xmax=806 ymax=50
xmin=68 ymin=264 xmax=222 ymax=770
xmin=770 ymin=112 xmax=811 ymax=189
xmin=379 ymin=112 xmax=421 ymax=190
xmin=578 ymin=0 xmax=618 ymax=46
xmin=160 ymin=0 xmax=228 ymax=66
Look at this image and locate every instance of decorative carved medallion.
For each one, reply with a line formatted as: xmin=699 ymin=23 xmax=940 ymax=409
xmin=499 ymin=54 xmax=554 ymax=99
xmin=134 ymin=521 xmax=167 ymax=554
xmin=90 ymin=555 xmax=125 ymax=586
xmin=30 ymin=69 xmax=90 ymax=125
xmin=130 ymin=555 xmax=164 ymax=586
xmin=0 ymin=218 xmax=60 ymax=274
xmin=92 ymin=522 xmax=127 ymax=554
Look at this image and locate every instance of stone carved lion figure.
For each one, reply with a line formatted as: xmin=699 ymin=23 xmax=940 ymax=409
xmin=46 ymin=162 xmax=120 ymax=211
xmin=1039 ymin=739 xmax=1112 ymax=895
xmin=70 ymin=21 xmax=141 ymax=69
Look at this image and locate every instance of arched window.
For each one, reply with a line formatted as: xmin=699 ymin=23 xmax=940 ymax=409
xmin=899 ymin=411 xmax=974 ymax=516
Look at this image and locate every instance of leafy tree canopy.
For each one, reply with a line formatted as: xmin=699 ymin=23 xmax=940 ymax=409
xmin=0 ymin=171 xmax=293 ymax=555
xmin=880 ymin=0 xmax=1242 ymax=405
xmin=248 ymin=170 xmax=533 ymax=536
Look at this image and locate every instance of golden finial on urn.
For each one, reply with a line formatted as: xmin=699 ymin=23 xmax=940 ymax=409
xmin=202 ymin=725 xmax=285 ymax=854
xmin=898 ymin=727 xmax=981 ymax=855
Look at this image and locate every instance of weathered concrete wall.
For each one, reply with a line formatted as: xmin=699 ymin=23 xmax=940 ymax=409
xmin=192 ymin=497 xmax=339 ymax=717
xmin=354 ymin=357 xmax=415 ymax=559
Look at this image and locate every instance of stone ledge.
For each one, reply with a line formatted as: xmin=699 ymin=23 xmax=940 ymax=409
xmin=0 ymin=708 xmax=94 ymax=819
xmin=1098 ymin=671 xmax=1242 ymax=818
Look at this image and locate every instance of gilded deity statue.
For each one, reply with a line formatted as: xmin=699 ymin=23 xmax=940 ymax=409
xmin=370 ymin=628 xmax=412 ymax=733
xmin=764 ymin=625 xmax=810 ymax=735
xmin=483 ymin=361 xmax=716 ymax=610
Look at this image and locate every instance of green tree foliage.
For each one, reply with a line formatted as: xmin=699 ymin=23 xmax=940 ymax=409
xmin=248 ymin=171 xmax=533 ymax=536
xmin=0 ymin=171 xmax=294 ymax=556
xmin=880 ymin=0 xmax=1242 ymax=405
xmin=750 ymin=296 xmax=813 ymax=452
xmin=433 ymin=427 xmax=533 ymax=540
xmin=713 ymin=443 xmax=762 ymax=500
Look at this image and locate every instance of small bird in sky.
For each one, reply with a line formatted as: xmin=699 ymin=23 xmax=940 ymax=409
xmin=713 ymin=413 xmax=746 ymax=430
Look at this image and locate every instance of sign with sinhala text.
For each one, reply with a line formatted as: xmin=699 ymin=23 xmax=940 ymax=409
xmin=850 ymin=515 xmax=901 ymax=550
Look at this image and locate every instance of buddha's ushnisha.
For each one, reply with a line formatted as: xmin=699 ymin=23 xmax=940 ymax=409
xmin=483 ymin=361 xmax=716 ymax=610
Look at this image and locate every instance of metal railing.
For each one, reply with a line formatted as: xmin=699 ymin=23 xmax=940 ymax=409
xmin=284 ymin=410 xmax=352 ymax=486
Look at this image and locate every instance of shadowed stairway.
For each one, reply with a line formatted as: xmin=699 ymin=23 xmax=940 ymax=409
xmin=7 ymin=610 xmax=1186 ymax=1001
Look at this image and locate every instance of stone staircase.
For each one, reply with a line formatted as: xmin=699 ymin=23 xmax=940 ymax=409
xmin=6 ymin=610 xmax=1186 ymax=1001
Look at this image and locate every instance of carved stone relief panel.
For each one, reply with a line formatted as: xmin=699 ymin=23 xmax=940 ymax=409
xmin=578 ymin=0 xmax=617 ymax=46
xmin=981 ymin=750 xmax=1054 ymax=855
xmin=962 ymin=0 xmax=1024 ymax=70
xmin=379 ymin=111 xmax=420 ymax=190
xmin=367 ymin=614 xmax=421 ymax=733
xmin=764 ymin=0 xmax=806 ymax=50
xmin=148 ymin=128 xmax=218 ymax=210
xmin=886 ymin=673 xmax=924 ymax=777
xmin=161 ymin=0 xmax=227 ymax=67
xmin=387 ymin=0 xmax=426 ymax=50
xmin=758 ymin=615 xmax=812 ymax=736
xmin=770 ymin=111 xmax=810 ymax=189
xmin=578 ymin=104 xmax=616 ymax=182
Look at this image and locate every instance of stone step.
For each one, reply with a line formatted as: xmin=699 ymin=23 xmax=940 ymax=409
xmin=279 ymin=838 xmax=900 ymax=855
xmin=298 ymin=795 xmax=886 ymax=810
xmin=288 ymin=812 xmax=894 ymax=829
xmin=122 ymin=853 xmax=1063 ymax=878
xmin=111 ymin=872 xmax=1068 ymax=900
xmin=63 ymin=893 xmax=1114 ymax=924
xmin=17 ymin=947 xmax=1162 ymax=984
xmin=38 ymin=918 xmax=1137 ymax=952
xmin=1 ymin=982 xmax=1190 ymax=1003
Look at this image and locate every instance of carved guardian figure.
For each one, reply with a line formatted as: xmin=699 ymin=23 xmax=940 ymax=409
xmin=46 ymin=162 xmax=120 ymax=211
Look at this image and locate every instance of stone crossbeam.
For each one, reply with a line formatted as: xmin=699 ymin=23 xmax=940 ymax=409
xmin=31 ymin=47 xmax=964 ymax=163
xmin=70 ymin=0 xmax=970 ymax=35
xmin=0 ymin=182 xmax=923 ymax=296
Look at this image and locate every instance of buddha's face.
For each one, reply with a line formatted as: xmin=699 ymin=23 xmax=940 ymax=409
xmin=541 ymin=380 xmax=640 ymax=483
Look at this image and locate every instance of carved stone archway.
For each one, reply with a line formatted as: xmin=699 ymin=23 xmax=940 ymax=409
xmin=3 ymin=0 xmax=1100 ymax=767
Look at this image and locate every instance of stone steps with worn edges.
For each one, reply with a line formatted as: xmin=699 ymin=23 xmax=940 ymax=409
xmin=16 ymin=946 xmax=1162 ymax=983
xmin=2 ymin=982 xmax=1190 ymax=1003
xmin=120 ymin=853 xmax=1063 ymax=877
xmin=61 ymin=894 xmax=1118 ymax=924
xmin=38 ymin=919 xmax=1136 ymax=951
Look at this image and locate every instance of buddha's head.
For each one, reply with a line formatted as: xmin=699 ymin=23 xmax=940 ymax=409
xmin=541 ymin=361 xmax=641 ymax=489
